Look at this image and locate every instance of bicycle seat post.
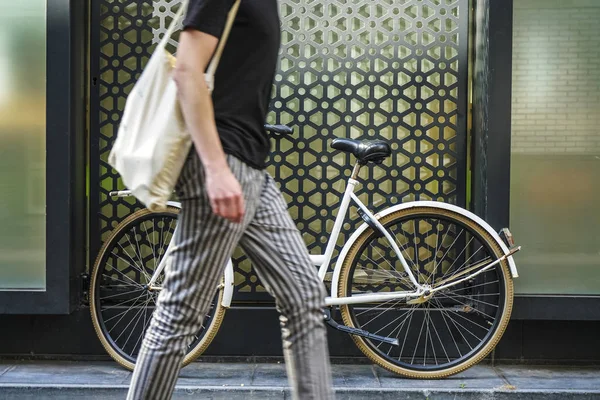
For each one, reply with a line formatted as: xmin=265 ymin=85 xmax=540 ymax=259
xmin=351 ymin=162 xmax=362 ymax=180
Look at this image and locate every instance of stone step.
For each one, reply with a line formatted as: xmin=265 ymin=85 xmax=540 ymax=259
xmin=0 ymin=361 xmax=598 ymax=400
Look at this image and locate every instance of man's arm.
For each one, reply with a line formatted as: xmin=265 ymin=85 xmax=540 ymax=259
xmin=173 ymin=29 xmax=244 ymax=223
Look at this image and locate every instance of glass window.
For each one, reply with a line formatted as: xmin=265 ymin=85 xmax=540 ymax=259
xmin=0 ymin=1 xmax=46 ymax=290
xmin=510 ymin=0 xmax=600 ymax=294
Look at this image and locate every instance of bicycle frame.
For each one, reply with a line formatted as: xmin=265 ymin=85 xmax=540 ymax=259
xmin=141 ymin=162 xmax=519 ymax=308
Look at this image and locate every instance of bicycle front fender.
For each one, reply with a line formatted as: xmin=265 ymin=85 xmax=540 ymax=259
xmin=329 ymin=201 xmax=519 ymax=300
xmin=221 ymin=259 xmax=235 ymax=308
xmin=166 ymin=200 xmax=181 ymax=209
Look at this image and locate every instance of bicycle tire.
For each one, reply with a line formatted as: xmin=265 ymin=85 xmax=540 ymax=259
xmin=338 ymin=206 xmax=513 ymax=378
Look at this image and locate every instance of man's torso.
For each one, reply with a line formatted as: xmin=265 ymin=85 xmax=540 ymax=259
xmin=184 ymin=0 xmax=281 ymax=170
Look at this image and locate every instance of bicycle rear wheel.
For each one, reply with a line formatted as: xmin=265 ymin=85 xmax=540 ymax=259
xmin=89 ymin=207 xmax=226 ymax=371
xmin=338 ymin=206 xmax=513 ymax=378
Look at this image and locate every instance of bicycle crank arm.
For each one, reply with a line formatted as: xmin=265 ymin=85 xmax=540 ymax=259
xmin=324 ymin=310 xmax=399 ymax=347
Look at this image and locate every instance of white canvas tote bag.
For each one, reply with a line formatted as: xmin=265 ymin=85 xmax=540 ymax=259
xmin=108 ymin=0 xmax=241 ymax=211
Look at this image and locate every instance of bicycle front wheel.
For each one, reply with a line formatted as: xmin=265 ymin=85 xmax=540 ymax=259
xmin=338 ymin=206 xmax=513 ymax=378
xmin=89 ymin=207 xmax=226 ymax=371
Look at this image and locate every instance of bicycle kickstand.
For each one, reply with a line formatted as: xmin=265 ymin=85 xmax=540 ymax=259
xmin=323 ymin=308 xmax=399 ymax=347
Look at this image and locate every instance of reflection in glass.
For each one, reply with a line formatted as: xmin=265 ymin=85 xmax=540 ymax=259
xmin=510 ymin=1 xmax=600 ymax=294
xmin=0 ymin=1 xmax=46 ymax=290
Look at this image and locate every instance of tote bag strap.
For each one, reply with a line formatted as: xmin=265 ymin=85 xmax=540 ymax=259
xmin=158 ymin=0 xmax=189 ymax=50
xmin=207 ymin=0 xmax=241 ymax=77
xmin=158 ymin=0 xmax=241 ymax=76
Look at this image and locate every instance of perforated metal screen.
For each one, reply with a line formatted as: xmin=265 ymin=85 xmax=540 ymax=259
xmin=90 ymin=0 xmax=468 ymax=298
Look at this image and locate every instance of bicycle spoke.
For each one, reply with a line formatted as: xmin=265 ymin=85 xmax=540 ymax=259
xmin=435 ymin=228 xmax=464 ymax=277
xmin=380 ymin=305 xmax=418 ymax=354
xmin=421 ymin=218 xmax=434 ymax=286
xmin=366 ymin=303 xmax=411 ymax=334
xmin=433 ymin=298 xmax=476 ymax=350
xmin=353 ymin=267 xmax=407 ymax=281
xmin=441 ymin=293 xmax=495 ymax=320
xmin=428 ymin=219 xmax=451 ymax=285
xmin=392 ymin=225 xmax=420 ymax=272
xmin=439 ymin=235 xmax=474 ymax=281
xmin=115 ymin=244 xmax=150 ymax=284
xmin=356 ymin=253 xmax=413 ymax=290
xmin=157 ymin=217 xmax=172 ymax=269
xmin=397 ymin=306 xmax=417 ymax=360
xmin=99 ymin=287 xmax=145 ymax=301
xmin=166 ymin=217 xmax=176 ymax=250
xmin=412 ymin=220 xmax=419 ymax=276
xmin=358 ymin=253 xmax=402 ymax=280
xmin=131 ymin=226 xmax=145 ymax=269
xmin=441 ymin=247 xmax=486 ymax=283
xmin=102 ymin=292 xmax=148 ymax=314
xmin=432 ymin=297 xmax=463 ymax=358
xmin=370 ymin=244 xmax=403 ymax=276
xmin=373 ymin=307 xmax=413 ymax=350
xmin=120 ymin=235 xmax=144 ymax=273
xmin=131 ymin=299 xmax=153 ymax=357
xmin=132 ymin=227 xmax=153 ymax=283
xmin=106 ymin=261 xmax=145 ymax=287
xmin=360 ymin=299 xmax=406 ymax=328
xmin=356 ymin=297 xmax=406 ymax=317
xmin=411 ymin=307 xmax=428 ymax=364
xmin=124 ymin=229 xmax=151 ymax=283
xmin=428 ymin=305 xmax=450 ymax=363
xmin=438 ymin=306 xmax=483 ymax=343
xmin=448 ymin=279 xmax=499 ymax=292
xmin=423 ymin=304 xmax=430 ymax=365
xmin=442 ymin=290 xmax=499 ymax=309
xmin=114 ymin=294 xmax=154 ymax=343
xmin=143 ymin=220 xmax=158 ymax=274
xmin=428 ymin=304 xmax=439 ymax=365
xmin=396 ymin=221 xmax=421 ymax=276
xmin=445 ymin=289 xmax=500 ymax=299
xmin=442 ymin=306 xmax=491 ymax=331
xmin=425 ymin=219 xmax=441 ymax=285
xmin=102 ymin=272 xmax=141 ymax=288
xmin=106 ymin=292 xmax=147 ymax=331
xmin=436 ymin=291 xmax=495 ymax=320
xmin=121 ymin=294 xmax=153 ymax=351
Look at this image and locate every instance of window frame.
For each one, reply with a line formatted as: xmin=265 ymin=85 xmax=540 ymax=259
xmin=472 ymin=0 xmax=600 ymax=321
xmin=0 ymin=0 xmax=87 ymax=314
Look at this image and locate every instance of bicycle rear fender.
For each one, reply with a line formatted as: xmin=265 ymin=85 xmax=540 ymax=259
xmin=329 ymin=201 xmax=519 ymax=300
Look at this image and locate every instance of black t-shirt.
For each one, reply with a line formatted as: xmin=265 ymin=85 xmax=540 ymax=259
xmin=183 ymin=0 xmax=281 ymax=170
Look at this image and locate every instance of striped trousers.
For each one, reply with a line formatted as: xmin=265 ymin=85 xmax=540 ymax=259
xmin=127 ymin=154 xmax=334 ymax=400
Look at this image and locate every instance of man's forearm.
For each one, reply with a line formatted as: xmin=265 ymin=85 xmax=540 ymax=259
xmin=175 ymin=67 xmax=228 ymax=172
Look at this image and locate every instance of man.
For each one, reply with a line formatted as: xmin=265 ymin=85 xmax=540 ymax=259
xmin=126 ymin=0 xmax=334 ymax=399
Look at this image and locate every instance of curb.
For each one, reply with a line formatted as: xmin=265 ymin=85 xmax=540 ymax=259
xmin=1 ymin=384 xmax=599 ymax=400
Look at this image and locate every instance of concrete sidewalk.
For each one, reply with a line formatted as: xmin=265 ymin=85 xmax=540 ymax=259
xmin=0 ymin=360 xmax=599 ymax=399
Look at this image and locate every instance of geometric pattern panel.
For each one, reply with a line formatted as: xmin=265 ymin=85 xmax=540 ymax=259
xmin=92 ymin=0 xmax=467 ymax=297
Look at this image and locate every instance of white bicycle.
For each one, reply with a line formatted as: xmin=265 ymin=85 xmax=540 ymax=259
xmin=90 ymin=125 xmax=520 ymax=379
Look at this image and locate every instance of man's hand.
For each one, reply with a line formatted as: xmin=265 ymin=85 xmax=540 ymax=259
xmin=174 ymin=29 xmax=246 ymax=222
xmin=205 ymin=166 xmax=245 ymax=223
